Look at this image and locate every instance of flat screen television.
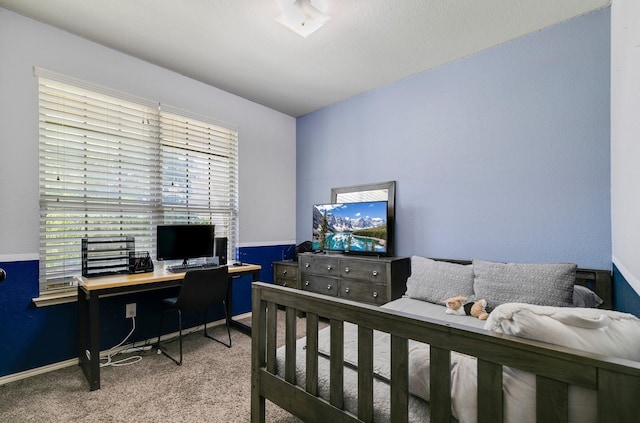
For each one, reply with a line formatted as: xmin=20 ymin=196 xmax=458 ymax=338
xmin=156 ymin=224 xmax=215 ymax=265
xmin=312 ymin=201 xmax=389 ymax=255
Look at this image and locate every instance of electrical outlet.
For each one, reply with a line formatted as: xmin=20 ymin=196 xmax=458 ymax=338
xmin=126 ymin=303 xmax=136 ymax=318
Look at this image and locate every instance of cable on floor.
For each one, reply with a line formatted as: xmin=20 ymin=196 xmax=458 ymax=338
xmin=100 ymin=317 xmax=143 ymax=367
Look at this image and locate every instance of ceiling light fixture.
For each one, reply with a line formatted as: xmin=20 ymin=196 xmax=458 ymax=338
xmin=275 ymin=0 xmax=330 ymax=38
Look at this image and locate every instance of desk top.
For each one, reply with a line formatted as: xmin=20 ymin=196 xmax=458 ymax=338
xmin=79 ymin=264 xmax=261 ymax=291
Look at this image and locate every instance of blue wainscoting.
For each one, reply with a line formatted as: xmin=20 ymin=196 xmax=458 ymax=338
xmin=0 ymin=260 xmax=77 ymax=378
xmin=613 ymin=264 xmax=640 ymax=318
xmin=0 ymin=243 xmax=294 ymax=379
xmin=233 ymin=244 xmax=296 ymax=315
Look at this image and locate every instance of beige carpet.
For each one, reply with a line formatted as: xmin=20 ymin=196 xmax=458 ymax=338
xmin=0 ymin=313 xmax=313 ymax=422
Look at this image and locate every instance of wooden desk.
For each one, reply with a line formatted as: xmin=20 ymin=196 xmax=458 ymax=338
xmin=78 ymin=264 xmax=261 ymax=391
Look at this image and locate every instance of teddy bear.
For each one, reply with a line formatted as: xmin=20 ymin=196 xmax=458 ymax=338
xmin=444 ymin=296 xmax=490 ymax=320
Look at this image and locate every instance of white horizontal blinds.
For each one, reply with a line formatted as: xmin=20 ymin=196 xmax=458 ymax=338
xmin=38 ymin=76 xmax=160 ymax=292
xmin=159 ymin=111 xmax=238 ymax=257
xmin=336 ymin=189 xmax=389 ymax=203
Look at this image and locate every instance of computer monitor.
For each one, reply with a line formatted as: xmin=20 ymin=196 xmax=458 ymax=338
xmin=156 ymin=224 xmax=215 ymax=266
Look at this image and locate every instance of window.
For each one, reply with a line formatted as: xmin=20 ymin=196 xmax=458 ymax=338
xmin=37 ymin=68 xmax=238 ymax=294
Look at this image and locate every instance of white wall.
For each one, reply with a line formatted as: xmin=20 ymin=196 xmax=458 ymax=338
xmin=611 ymin=0 xmax=640 ymax=294
xmin=0 ymin=8 xmax=296 ymax=257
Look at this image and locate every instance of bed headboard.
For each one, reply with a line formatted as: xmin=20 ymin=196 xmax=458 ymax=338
xmin=574 ymin=267 xmax=613 ymax=309
xmin=431 ymin=258 xmax=613 ymax=310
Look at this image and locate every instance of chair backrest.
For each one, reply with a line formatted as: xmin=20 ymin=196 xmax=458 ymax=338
xmin=176 ymin=267 xmax=229 ymax=310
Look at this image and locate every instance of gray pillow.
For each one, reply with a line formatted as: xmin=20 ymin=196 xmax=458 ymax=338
xmin=405 ymin=256 xmax=474 ymax=304
xmin=472 ymin=259 xmax=576 ymax=308
xmin=573 ymin=284 xmax=604 ymax=308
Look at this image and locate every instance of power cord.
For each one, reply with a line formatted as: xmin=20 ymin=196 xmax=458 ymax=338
xmin=100 ymin=316 xmax=143 ymax=367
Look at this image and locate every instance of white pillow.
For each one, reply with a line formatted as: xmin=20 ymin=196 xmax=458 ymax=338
xmin=405 ymin=256 xmax=474 ymax=304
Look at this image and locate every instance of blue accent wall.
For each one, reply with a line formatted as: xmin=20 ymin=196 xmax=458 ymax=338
xmin=296 ymin=8 xmax=611 ymax=270
xmin=0 ymin=246 xmax=293 ymax=378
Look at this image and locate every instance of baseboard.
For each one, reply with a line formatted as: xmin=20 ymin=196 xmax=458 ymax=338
xmin=235 ymin=311 xmax=251 ymax=321
xmin=0 ymin=358 xmax=79 ymax=386
xmin=0 ymin=315 xmax=241 ymax=386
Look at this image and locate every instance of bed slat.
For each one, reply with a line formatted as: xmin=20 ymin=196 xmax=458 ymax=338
xmin=330 ymin=319 xmax=345 ymax=409
xmin=478 ymin=359 xmax=503 ymax=423
xmin=598 ymin=369 xmax=640 ymax=423
xmin=306 ymin=312 xmax=320 ymax=396
xmin=285 ymin=306 xmax=297 ymax=384
xmin=266 ymin=301 xmax=277 ymax=374
xmin=430 ymin=346 xmax=452 ymax=422
xmin=536 ymin=375 xmax=568 ymax=423
xmin=357 ymin=326 xmax=374 ymax=422
xmin=390 ymin=335 xmax=409 ymax=421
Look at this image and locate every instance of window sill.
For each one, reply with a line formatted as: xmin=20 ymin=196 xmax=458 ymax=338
xmin=32 ymin=289 xmax=77 ymax=307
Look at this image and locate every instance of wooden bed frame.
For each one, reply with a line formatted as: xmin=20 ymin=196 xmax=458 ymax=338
xmin=251 ymin=265 xmax=639 ymax=423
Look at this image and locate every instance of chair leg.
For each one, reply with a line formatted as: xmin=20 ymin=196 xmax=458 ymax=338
xmin=157 ymin=305 xmax=165 ymax=348
xmin=177 ymin=309 xmax=183 ymax=365
xmin=157 ymin=306 xmax=183 ymax=366
xmin=223 ymin=300 xmax=232 ymax=347
xmin=203 ymin=302 xmax=232 ymax=348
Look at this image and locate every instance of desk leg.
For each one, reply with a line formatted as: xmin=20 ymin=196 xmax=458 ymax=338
xmin=88 ymin=291 xmax=101 ymax=390
xmin=78 ymin=287 xmax=101 ymax=391
xmin=78 ymin=286 xmax=88 ymax=380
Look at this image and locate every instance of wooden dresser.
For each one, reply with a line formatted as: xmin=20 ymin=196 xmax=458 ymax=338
xmin=281 ymin=253 xmax=411 ymax=306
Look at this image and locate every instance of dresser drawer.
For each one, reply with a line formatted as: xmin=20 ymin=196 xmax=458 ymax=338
xmin=301 ymin=256 xmax=339 ymax=276
xmin=340 ymin=280 xmax=388 ymax=305
xmin=339 ymin=259 xmax=387 ymax=283
xmin=275 ymin=277 xmax=297 ymax=288
xmin=275 ymin=265 xmax=297 ymax=280
xmin=273 ymin=261 xmax=299 ymax=288
xmin=301 ymin=274 xmax=338 ymax=297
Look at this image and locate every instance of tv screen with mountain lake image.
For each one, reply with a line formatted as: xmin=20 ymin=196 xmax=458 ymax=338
xmin=312 ymin=200 xmax=388 ymax=254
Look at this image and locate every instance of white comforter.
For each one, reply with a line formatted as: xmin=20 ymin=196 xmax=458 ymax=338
xmin=405 ymin=300 xmax=640 ymax=423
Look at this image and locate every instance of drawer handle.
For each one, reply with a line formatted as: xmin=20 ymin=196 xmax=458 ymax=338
xmin=372 ymin=291 xmax=378 ymax=298
xmin=327 ymin=285 xmax=332 ymax=290
xmin=345 ymin=287 xmax=350 ymax=294
xmin=327 ymin=265 xmax=332 ymax=271
xmin=305 ymin=263 xmax=310 ymax=268
xmin=372 ymin=270 xmax=378 ymax=277
xmin=305 ymin=281 xmax=310 ymax=286
xmin=282 ymin=269 xmax=287 ymax=275
xmin=344 ymin=267 xmax=350 ymax=273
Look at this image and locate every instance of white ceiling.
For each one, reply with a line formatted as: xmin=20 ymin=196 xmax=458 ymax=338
xmin=0 ymin=0 xmax=610 ymax=117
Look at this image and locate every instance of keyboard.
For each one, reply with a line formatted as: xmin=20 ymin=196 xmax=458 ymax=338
xmin=166 ymin=263 xmax=219 ymax=273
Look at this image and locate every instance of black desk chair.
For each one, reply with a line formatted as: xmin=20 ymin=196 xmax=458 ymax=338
xmin=156 ymin=266 xmax=232 ymax=365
